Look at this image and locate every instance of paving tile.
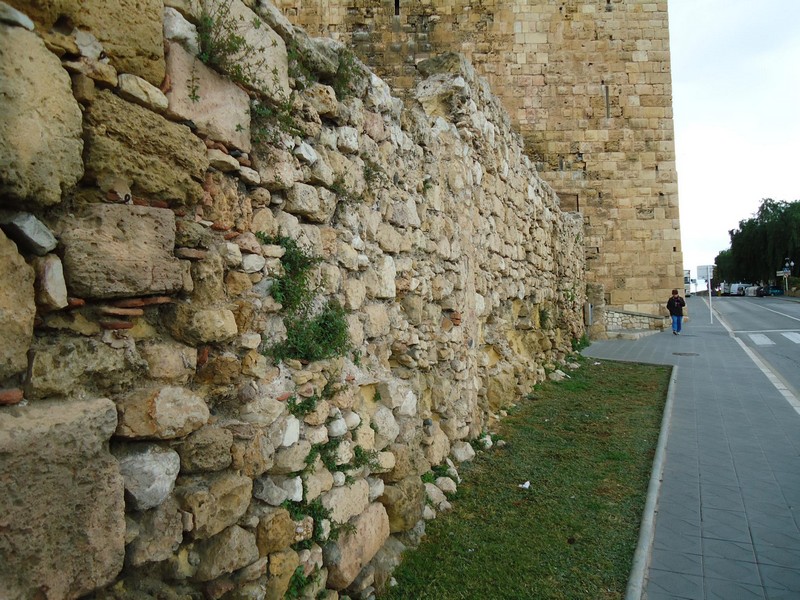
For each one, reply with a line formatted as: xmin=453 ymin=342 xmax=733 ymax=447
xmin=702 ymin=537 xmax=757 ymax=563
xmin=759 ymin=564 xmax=800 ymax=592
xmin=749 ymin=526 xmax=800 ymax=551
xmin=649 ymin=548 xmax=703 ymax=576
xmin=701 ymin=508 xmax=752 ymax=543
xmin=754 ymin=544 xmax=800 ymax=568
xmin=704 ymin=578 xmax=766 ymax=600
xmin=700 ymin=484 xmax=745 ymax=512
xmin=646 ymin=569 xmax=704 ymax=599
xmin=704 ymin=556 xmax=762 ymax=585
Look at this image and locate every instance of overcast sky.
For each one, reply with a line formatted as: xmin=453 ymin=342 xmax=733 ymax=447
xmin=668 ymin=0 xmax=800 ymax=282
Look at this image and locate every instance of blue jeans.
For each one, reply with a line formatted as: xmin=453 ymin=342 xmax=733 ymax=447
xmin=672 ymin=315 xmax=682 ymax=333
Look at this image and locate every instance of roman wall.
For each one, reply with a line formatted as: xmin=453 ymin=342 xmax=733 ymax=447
xmin=275 ymin=0 xmax=684 ymax=321
xmin=0 ymin=0 xmax=586 ymax=597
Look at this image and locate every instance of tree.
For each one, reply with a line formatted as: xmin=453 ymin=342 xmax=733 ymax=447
xmin=715 ymin=198 xmax=800 ymax=283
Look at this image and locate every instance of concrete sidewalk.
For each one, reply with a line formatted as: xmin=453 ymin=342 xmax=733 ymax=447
xmin=583 ymin=297 xmax=800 ymax=600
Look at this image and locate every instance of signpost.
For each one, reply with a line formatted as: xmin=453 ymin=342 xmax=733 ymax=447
xmin=697 ymin=264 xmax=714 ymax=324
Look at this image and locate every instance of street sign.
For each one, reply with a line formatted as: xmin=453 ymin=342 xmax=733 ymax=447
xmin=697 ymin=265 xmax=714 ymax=281
xmin=784 ymin=269 xmax=791 ymax=277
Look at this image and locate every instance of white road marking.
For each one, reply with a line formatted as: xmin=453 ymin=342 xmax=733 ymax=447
xmin=709 ymin=299 xmax=800 ymax=416
xmin=782 ymin=332 xmax=800 ymax=344
xmin=748 ymin=333 xmax=775 ymax=346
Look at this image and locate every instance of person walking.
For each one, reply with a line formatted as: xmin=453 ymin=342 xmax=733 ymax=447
xmin=667 ymin=288 xmax=686 ymax=335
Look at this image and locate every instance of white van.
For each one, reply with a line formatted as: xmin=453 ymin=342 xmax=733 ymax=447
xmin=729 ymin=283 xmax=751 ymax=296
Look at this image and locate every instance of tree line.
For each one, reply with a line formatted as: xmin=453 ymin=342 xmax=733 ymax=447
xmin=714 ymin=198 xmax=800 ymax=284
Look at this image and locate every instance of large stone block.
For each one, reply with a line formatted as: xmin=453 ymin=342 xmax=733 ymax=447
xmin=204 ymin=0 xmax=290 ymax=102
xmin=0 ymin=24 xmax=83 ymax=208
xmin=165 ymin=42 xmax=251 ymax=152
xmin=323 ymin=502 xmax=390 ymax=590
xmin=0 ymin=231 xmax=35 ymax=381
xmin=83 ymin=90 xmax=208 ymax=206
xmin=116 ymin=385 xmax=210 ymax=440
xmin=6 ymin=0 xmax=166 ymax=86
xmin=0 ymin=398 xmax=125 ymax=599
xmin=26 ymin=335 xmax=145 ymax=400
xmin=55 ymin=203 xmax=186 ymax=300
xmin=175 ymin=471 xmax=253 ymax=539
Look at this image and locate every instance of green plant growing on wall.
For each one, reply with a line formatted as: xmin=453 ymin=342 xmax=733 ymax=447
xmin=331 ymin=48 xmax=362 ymax=100
xmin=539 ymin=307 xmax=550 ymax=328
xmin=287 ymin=394 xmax=320 ymax=418
xmin=285 ymin=566 xmax=311 ymax=599
xmin=251 ymin=96 xmax=303 ymax=146
xmin=257 ymin=233 xmax=350 ymax=362
xmin=197 ymin=0 xmax=266 ymax=89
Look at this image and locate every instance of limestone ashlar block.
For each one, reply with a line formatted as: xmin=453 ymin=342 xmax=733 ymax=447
xmin=56 ymin=203 xmax=186 ymax=300
xmin=0 ymin=25 xmax=83 ymax=208
xmin=83 ymin=90 xmax=208 ymax=206
xmin=5 ymin=0 xmax=166 ymax=86
xmin=165 ymin=42 xmax=252 ymax=153
xmin=116 ymin=385 xmax=210 ymax=440
xmin=0 ymin=398 xmax=125 ymax=600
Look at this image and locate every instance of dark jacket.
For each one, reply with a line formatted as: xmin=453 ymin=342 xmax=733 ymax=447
xmin=667 ymin=295 xmax=685 ymax=317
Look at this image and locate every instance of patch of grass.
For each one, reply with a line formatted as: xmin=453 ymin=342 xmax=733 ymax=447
xmin=380 ymin=358 xmax=669 ymax=600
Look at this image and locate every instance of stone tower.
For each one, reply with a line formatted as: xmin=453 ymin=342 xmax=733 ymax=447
xmin=275 ymin=0 xmax=683 ymax=324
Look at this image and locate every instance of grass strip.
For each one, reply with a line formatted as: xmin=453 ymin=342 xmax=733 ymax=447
xmin=381 ymin=358 xmax=670 ymax=600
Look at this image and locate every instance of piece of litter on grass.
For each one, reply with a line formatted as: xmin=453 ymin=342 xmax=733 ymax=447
xmin=518 ymin=481 xmax=530 ymax=489
xmin=593 ymin=361 xmax=601 ymax=365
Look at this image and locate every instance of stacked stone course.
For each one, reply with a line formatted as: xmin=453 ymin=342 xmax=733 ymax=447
xmin=0 ymin=1 xmax=584 ymax=598
xmin=274 ymin=0 xmax=684 ymax=332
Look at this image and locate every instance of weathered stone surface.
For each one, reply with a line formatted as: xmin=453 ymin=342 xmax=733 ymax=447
xmin=264 ymin=548 xmax=300 ymax=600
xmin=323 ymin=502 xmax=390 ymax=590
xmin=163 ymin=6 xmax=200 ymax=55
xmin=229 ymin=423 xmax=276 ymax=478
xmin=167 ymin=304 xmax=240 ymax=345
xmin=363 ymin=255 xmax=396 ymax=299
xmin=379 ymin=476 xmax=425 ymax=533
xmin=139 ymin=339 xmax=198 ymax=383
xmin=83 ymin=90 xmax=207 ymax=205
xmin=0 ymin=230 xmax=34 ymax=380
xmin=26 ymin=335 xmax=144 ymax=400
xmin=55 ymin=204 xmax=186 ymax=300
xmin=177 ymin=425 xmax=234 ymax=473
xmin=0 ymin=211 xmax=58 ymax=255
xmin=320 ymin=479 xmax=370 ymax=524
xmin=116 ymin=385 xmax=210 ymax=440
xmin=193 ymin=525 xmax=259 ymax=582
xmin=272 ymin=439 xmax=312 ymax=475
xmin=126 ymin=497 xmax=184 ymax=567
xmin=118 ymin=73 xmax=169 ymax=113
xmin=450 ymin=440 xmax=476 ymax=463
xmin=176 ymin=471 xmax=253 ymax=539
xmin=285 ymin=182 xmax=337 ymax=223
xmin=0 ymin=25 xmax=83 ymax=208
xmin=165 ymin=42 xmax=252 ymax=152
xmin=6 ymin=0 xmax=166 ymax=85
xmin=32 ymin=253 xmax=69 ymax=311
xmin=371 ymin=405 xmax=400 ymax=451
xmin=0 ymin=398 xmax=124 ymax=599
xmin=115 ymin=443 xmax=181 ymax=510
xmin=255 ymin=507 xmax=295 ymax=556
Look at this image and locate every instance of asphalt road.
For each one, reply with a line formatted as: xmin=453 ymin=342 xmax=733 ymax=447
xmin=708 ymin=295 xmax=800 ymax=399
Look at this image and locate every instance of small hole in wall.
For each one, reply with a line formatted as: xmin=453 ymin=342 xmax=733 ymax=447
xmin=395 ymin=0 xmax=400 ymax=16
xmin=673 ymin=247 xmax=677 ymax=252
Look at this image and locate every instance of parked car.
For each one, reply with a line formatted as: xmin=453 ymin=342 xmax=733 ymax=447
xmin=756 ymin=285 xmax=785 ymax=297
xmin=729 ymin=283 xmax=752 ymax=296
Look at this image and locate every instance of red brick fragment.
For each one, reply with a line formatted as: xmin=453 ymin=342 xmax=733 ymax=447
xmin=0 ymin=388 xmax=24 ymax=405
xmin=99 ymin=320 xmax=134 ymax=330
xmin=99 ymin=306 xmax=145 ymax=317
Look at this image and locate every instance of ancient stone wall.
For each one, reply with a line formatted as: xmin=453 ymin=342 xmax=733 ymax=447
xmin=0 ymin=1 xmax=585 ymax=598
xmin=274 ymin=0 xmax=684 ymax=318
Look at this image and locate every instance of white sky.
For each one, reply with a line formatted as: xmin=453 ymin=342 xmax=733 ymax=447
xmin=668 ymin=0 xmax=800 ymax=282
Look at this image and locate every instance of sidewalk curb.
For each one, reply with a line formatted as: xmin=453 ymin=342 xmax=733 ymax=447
xmin=624 ymin=364 xmax=679 ymax=600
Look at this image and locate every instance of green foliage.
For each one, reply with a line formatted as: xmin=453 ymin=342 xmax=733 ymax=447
xmin=250 ymin=98 xmax=303 ymax=148
xmin=331 ymin=48 xmax=361 ymax=100
xmin=287 ymin=394 xmax=319 ymax=418
xmin=716 ymin=198 xmax=800 ymax=283
xmin=539 ymin=307 xmax=550 ymax=328
xmin=571 ymin=333 xmax=590 ymax=351
xmin=197 ymin=0 xmax=266 ymax=89
xmin=258 ymin=233 xmax=350 ymax=363
xmin=272 ymin=300 xmax=350 ymax=362
xmin=352 ymin=445 xmax=379 ymax=470
xmin=286 ymin=39 xmax=317 ymax=91
xmin=285 ymin=566 xmax=310 ymax=599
